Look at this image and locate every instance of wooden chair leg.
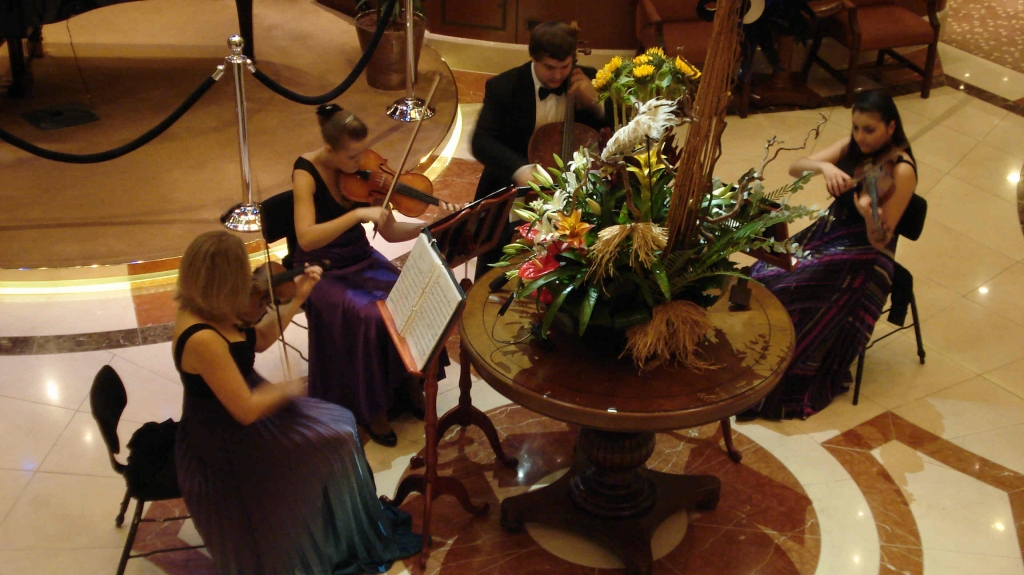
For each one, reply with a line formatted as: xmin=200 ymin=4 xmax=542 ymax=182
xmin=801 ymin=33 xmax=822 ymax=76
xmin=116 ymin=499 xmax=144 ymax=575
xmin=922 ymin=42 xmax=938 ymax=99
xmin=720 ymin=418 xmax=742 ymax=463
xmin=845 ymin=44 xmax=861 ymax=107
xmin=875 ymin=49 xmax=886 ymax=67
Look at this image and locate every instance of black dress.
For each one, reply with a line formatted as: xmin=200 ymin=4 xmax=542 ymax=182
xmin=173 ymin=323 xmax=420 ymax=574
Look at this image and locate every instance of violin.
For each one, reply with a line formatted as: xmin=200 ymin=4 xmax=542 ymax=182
xmin=527 ymin=24 xmax=601 ymax=169
xmin=336 ymin=148 xmax=440 ymax=218
xmin=851 ymin=143 xmax=904 ymax=226
xmin=249 ymin=261 xmax=301 ymax=311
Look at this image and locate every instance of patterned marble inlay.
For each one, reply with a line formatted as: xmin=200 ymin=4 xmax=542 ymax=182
xmin=87 ymin=405 xmax=1024 ymax=574
xmin=396 ymin=406 xmax=821 ymax=575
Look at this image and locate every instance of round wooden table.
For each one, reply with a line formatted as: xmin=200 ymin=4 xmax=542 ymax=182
xmin=459 ymin=271 xmax=795 ymax=574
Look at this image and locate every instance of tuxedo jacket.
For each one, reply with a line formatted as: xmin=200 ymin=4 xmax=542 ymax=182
xmin=471 ymin=61 xmax=609 ymax=200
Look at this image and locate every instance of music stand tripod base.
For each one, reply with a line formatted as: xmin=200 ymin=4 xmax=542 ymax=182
xmin=387 ymin=97 xmax=435 ymax=122
xmin=221 ymin=202 xmax=261 ymax=232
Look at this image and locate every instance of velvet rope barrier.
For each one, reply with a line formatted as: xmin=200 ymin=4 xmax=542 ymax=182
xmin=0 ymin=71 xmax=221 ymax=164
xmin=247 ymin=0 xmax=397 ymax=105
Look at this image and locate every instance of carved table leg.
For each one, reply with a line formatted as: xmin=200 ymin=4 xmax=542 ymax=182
xmin=6 ymin=36 xmax=30 ymax=97
xmin=720 ymin=418 xmax=742 ymax=463
xmin=500 ymin=427 xmax=721 ymax=575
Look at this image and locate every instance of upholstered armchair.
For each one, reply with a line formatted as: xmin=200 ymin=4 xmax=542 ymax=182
xmin=802 ymin=0 xmax=940 ymax=107
xmin=635 ymin=0 xmax=714 ymax=66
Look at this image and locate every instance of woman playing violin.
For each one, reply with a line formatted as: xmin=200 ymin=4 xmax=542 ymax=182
xmin=172 ymin=231 xmax=420 ymax=575
xmin=292 ymin=104 xmax=456 ymax=446
xmin=744 ymin=90 xmax=917 ymax=421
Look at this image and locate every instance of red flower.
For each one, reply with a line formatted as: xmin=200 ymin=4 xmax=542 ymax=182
xmin=515 ymin=222 xmax=538 ymax=242
xmin=539 ymin=288 xmax=554 ymax=304
xmin=518 ymin=251 xmax=559 ymax=281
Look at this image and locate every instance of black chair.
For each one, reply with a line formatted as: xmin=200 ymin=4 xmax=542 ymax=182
xmin=259 ymin=190 xmax=297 ymax=270
xmin=853 ymin=193 xmax=927 ymax=405
xmin=90 ymin=365 xmax=203 ymax=575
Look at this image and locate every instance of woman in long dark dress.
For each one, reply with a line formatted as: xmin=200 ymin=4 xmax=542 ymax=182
xmin=172 ymin=231 xmax=420 ymax=574
xmin=292 ymin=104 xmax=456 ymax=446
xmin=746 ymin=91 xmax=918 ymax=420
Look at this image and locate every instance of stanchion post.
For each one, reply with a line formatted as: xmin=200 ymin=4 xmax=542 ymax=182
xmin=221 ymin=34 xmax=261 ymax=232
xmin=386 ymin=0 xmax=435 ymax=122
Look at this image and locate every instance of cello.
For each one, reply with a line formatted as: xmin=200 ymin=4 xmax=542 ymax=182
xmin=526 ymin=24 xmax=601 ymax=169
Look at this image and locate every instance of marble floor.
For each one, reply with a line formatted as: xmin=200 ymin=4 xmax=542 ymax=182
xmin=3 ymin=11 xmax=1024 ymax=575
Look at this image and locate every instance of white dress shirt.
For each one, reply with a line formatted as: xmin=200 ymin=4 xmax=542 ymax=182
xmin=531 ymin=62 xmax=567 ymax=132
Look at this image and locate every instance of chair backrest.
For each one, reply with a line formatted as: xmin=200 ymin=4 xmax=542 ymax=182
xmin=90 ymin=365 xmax=128 ymax=474
xmin=260 ymin=191 xmax=297 ymax=269
xmin=427 ymin=185 xmax=518 ymax=269
xmin=895 ymin=194 xmax=927 ymax=241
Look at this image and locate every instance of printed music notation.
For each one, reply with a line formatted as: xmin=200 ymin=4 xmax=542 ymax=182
xmin=385 ymin=232 xmax=465 ymax=371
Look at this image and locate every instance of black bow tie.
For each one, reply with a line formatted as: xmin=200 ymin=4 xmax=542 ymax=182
xmin=538 ymin=84 xmax=567 ymax=101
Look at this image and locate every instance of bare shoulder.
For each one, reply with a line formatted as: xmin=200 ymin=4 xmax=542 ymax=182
xmin=893 ymin=152 xmax=917 ymax=179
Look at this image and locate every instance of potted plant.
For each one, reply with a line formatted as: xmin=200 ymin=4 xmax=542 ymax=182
xmin=354 ymin=0 xmax=426 ymax=91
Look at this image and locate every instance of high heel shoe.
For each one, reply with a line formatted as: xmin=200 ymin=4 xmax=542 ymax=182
xmin=366 ymin=426 xmax=398 ymax=448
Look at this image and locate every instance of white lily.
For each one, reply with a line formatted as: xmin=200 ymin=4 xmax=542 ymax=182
xmin=532 ymin=166 xmax=554 ymax=188
xmin=567 ymin=149 xmax=590 ymax=173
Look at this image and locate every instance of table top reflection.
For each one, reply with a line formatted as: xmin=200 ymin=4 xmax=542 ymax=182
xmin=459 ymin=271 xmax=796 ymax=433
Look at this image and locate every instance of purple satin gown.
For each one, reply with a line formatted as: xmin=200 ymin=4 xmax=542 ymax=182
xmin=291 ymin=157 xmax=444 ymax=426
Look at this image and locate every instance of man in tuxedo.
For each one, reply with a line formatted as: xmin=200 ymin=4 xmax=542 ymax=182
xmin=471 ymin=20 xmax=610 ymax=279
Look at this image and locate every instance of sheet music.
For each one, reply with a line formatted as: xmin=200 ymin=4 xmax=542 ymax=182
xmin=387 ymin=236 xmax=436 ymax=332
xmin=385 ymin=233 xmax=466 ymax=371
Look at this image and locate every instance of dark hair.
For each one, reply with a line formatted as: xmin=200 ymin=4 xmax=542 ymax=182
xmin=851 ymin=90 xmax=914 ymax=162
xmin=528 ymin=21 xmax=578 ymax=61
xmin=315 ymin=103 xmax=368 ymax=149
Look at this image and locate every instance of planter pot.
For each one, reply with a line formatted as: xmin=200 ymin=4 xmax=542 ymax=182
xmin=354 ymin=12 xmax=426 ymax=91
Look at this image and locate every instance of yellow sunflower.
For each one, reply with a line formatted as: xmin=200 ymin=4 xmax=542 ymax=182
xmin=604 ymin=55 xmax=623 ymax=73
xmin=633 ymin=64 xmax=656 ymax=80
xmin=592 ymin=68 xmax=612 ymax=90
xmin=674 ymin=56 xmax=701 ymax=79
xmin=644 ymin=46 xmax=665 ymax=58
xmin=633 ymin=54 xmax=651 ymax=66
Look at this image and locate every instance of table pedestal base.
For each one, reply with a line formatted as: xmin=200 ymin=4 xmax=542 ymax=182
xmin=500 ymin=429 xmax=721 ymax=575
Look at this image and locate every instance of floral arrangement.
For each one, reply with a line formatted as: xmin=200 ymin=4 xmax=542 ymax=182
xmin=495 ymin=49 xmax=825 ymax=370
xmin=592 ymin=47 xmax=702 ymax=132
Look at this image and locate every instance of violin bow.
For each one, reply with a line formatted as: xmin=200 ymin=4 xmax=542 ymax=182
xmin=258 ymin=214 xmax=297 ymax=387
xmin=256 ymin=179 xmax=296 ymax=384
xmin=373 ymin=73 xmax=442 ymax=238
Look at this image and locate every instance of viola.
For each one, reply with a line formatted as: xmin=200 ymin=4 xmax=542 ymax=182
xmin=527 ymin=25 xmax=601 ymax=170
xmin=336 ymin=148 xmax=440 ymax=218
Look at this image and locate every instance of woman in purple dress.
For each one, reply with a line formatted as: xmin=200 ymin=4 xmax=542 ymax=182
xmin=292 ymin=104 xmax=456 ymax=446
xmin=746 ymin=91 xmax=918 ymax=420
xmin=172 ymin=231 xmax=421 ymax=574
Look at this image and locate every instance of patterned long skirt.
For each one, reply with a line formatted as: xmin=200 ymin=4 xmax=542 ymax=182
xmin=750 ymin=212 xmax=894 ymax=420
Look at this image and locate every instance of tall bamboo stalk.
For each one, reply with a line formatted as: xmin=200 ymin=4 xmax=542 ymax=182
xmin=665 ymin=0 xmax=744 ymax=253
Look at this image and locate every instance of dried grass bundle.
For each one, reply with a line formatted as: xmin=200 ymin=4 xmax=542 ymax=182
xmin=623 ymin=300 xmax=716 ymax=371
xmin=629 ymin=223 xmax=667 ymax=269
xmin=587 ymin=224 xmax=632 ymax=281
